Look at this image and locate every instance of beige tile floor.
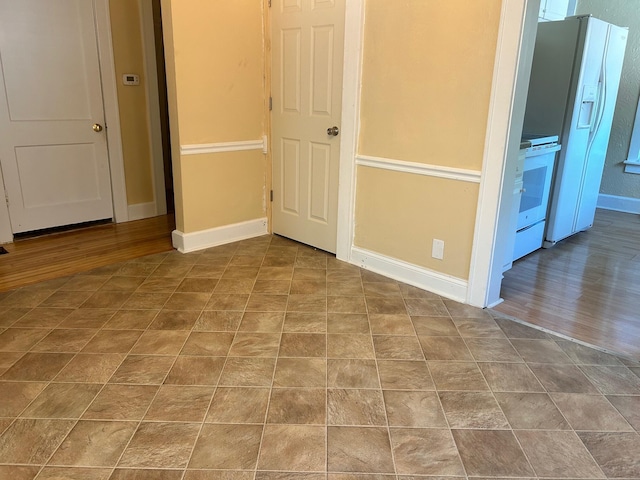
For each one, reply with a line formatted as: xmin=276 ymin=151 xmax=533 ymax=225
xmin=0 ymin=234 xmax=639 ymax=480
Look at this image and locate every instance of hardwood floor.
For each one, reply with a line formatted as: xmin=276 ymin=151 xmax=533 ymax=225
xmin=495 ymin=209 xmax=640 ymax=360
xmin=0 ymin=215 xmax=175 ymax=292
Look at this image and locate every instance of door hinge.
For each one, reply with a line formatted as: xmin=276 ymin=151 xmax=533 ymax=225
xmin=269 ymin=96 xmax=273 ymax=111
xmin=270 ymin=190 xmax=273 ymax=202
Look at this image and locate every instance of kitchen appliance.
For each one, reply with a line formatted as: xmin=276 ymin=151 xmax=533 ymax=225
xmin=512 ymin=134 xmax=561 ymax=261
xmin=522 ymin=15 xmax=628 ymax=247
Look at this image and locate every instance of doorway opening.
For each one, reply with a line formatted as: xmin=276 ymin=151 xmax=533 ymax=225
xmin=152 ymin=0 xmax=174 ymax=214
xmin=494 ymin=1 xmax=640 ymax=359
xmin=0 ymin=0 xmax=175 ymax=244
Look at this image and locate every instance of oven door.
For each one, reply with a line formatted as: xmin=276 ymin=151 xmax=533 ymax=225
xmin=517 ymin=149 xmax=557 ymax=231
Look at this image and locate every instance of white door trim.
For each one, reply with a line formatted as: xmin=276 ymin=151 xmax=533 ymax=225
xmin=0 ymin=0 xmax=128 ymax=243
xmin=335 ymin=0 xmax=365 ymax=262
xmin=94 ymin=0 xmax=128 ymax=224
xmin=0 ymin=167 xmax=12 ymax=243
xmin=139 ymin=0 xmax=166 ymax=218
xmin=466 ymin=0 xmax=539 ymax=307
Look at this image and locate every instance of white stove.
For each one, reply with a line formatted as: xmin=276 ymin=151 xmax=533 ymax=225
xmin=512 ymin=134 xmax=561 ymax=261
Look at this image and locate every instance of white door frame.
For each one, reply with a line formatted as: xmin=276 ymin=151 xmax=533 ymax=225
xmin=0 ymin=167 xmax=12 ymax=243
xmin=467 ymin=0 xmax=540 ymax=307
xmin=0 ymin=0 xmax=128 ymax=244
xmin=336 ymin=0 xmax=536 ymax=307
xmin=92 ymin=0 xmax=128 ymax=223
xmin=138 ymin=0 xmax=167 ymax=218
xmin=335 ymin=0 xmax=364 ymax=262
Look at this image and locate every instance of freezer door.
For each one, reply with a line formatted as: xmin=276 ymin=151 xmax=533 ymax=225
xmin=523 ymin=18 xmax=581 ymax=137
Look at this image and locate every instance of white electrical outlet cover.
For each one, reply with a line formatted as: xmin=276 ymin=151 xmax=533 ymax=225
xmin=432 ymin=239 xmax=445 ymax=260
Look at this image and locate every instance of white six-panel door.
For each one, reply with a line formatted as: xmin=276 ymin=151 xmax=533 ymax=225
xmin=0 ymin=0 xmax=113 ymax=234
xmin=271 ymin=0 xmax=345 ymax=253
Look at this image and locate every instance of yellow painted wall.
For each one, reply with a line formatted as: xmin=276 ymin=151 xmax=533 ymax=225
xmin=359 ymin=0 xmax=501 ymax=169
xmin=159 ymin=0 xmax=503 ymax=279
xmin=181 ymin=152 xmax=266 ymax=232
xmin=161 ymin=0 xmax=266 ymax=234
xmin=109 ymin=0 xmax=155 ymax=206
xmin=355 ymin=0 xmax=502 ymax=279
xmin=168 ymin=1 xmax=265 ymax=145
xmin=355 ymin=167 xmax=479 ymax=279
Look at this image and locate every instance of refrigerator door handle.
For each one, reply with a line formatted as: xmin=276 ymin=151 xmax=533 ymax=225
xmin=590 ymin=79 xmax=606 ymax=136
xmin=589 ymin=26 xmax=611 ymax=141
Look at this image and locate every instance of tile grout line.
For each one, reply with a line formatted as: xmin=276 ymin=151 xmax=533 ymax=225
xmin=324 ymin=259 xmax=330 ymax=478
xmin=0 ymin=262 xmax=158 ymax=475
xmin=414 ymin=294 xmax=470 ymax=479
xmin=36 ymin=280 xmax=163 ymax=477
xmin=369 ymin=279 xmax=401 ymax=479
xmin=102 ymin=252 xmax=206 ymax=476
xmin=473 ymin=315 xmax=612 ymax=478
xmin=236 ymin=238 xmax=276 ymax=479
xmin=177 ymin=241 xmax=245 ymax=479
xmin=540 ymin=381 xmax=611 ymax=479
xmin=456 ymin=317 xmax=539 ymax=478
xmin=2 ymin=291 xmax=98 ymax=476
xmin=2 ymin=236 xmax=639 ymax=478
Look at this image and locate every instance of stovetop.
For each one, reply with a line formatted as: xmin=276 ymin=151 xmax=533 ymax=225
xmin=521 ymin=133 xmax=559 ymax=147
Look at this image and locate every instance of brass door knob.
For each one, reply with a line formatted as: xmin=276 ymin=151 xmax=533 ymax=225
xmin=327 ymin=126 xmax=339 ymax=136
xmin=92 ymin=123 xmax=103 ymax=133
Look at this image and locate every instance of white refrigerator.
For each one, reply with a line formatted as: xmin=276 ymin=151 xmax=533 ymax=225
xmin=522 ymin=15 xmax=628 ymax=247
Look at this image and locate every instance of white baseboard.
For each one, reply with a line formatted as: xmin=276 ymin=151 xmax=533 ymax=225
xmin=172 ymin=217 xmax=268 ymax=253
xmin=350 ymin=246 xmax=468 ymax=303
xmin=128 ymin=202 xmax=157 ymax=221
xmin=486 ymin=297 xmax=504 ymax=309
xmin=597 ymin=194 xmax=640 ymax=214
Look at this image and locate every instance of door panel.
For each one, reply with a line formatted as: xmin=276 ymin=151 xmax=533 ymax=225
xmin=311 ymin=25 xmax=334 ymax=116
xmin=309 ymin=142 xmax=330 ymax=222
xmin=282 ymin=28 xmax=302 ymax=113
xmin=282 ymin=139 xmax=301 ymax=214
xmin=16 ymin=145 xmax=102 ymax=208
xmin=272 ymin=0 xmax=344 ymax=253
xmin=0 ymin=0 xmax=113 ymax=233
xmin=1 ymin=2 xmax=94 ymax=121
